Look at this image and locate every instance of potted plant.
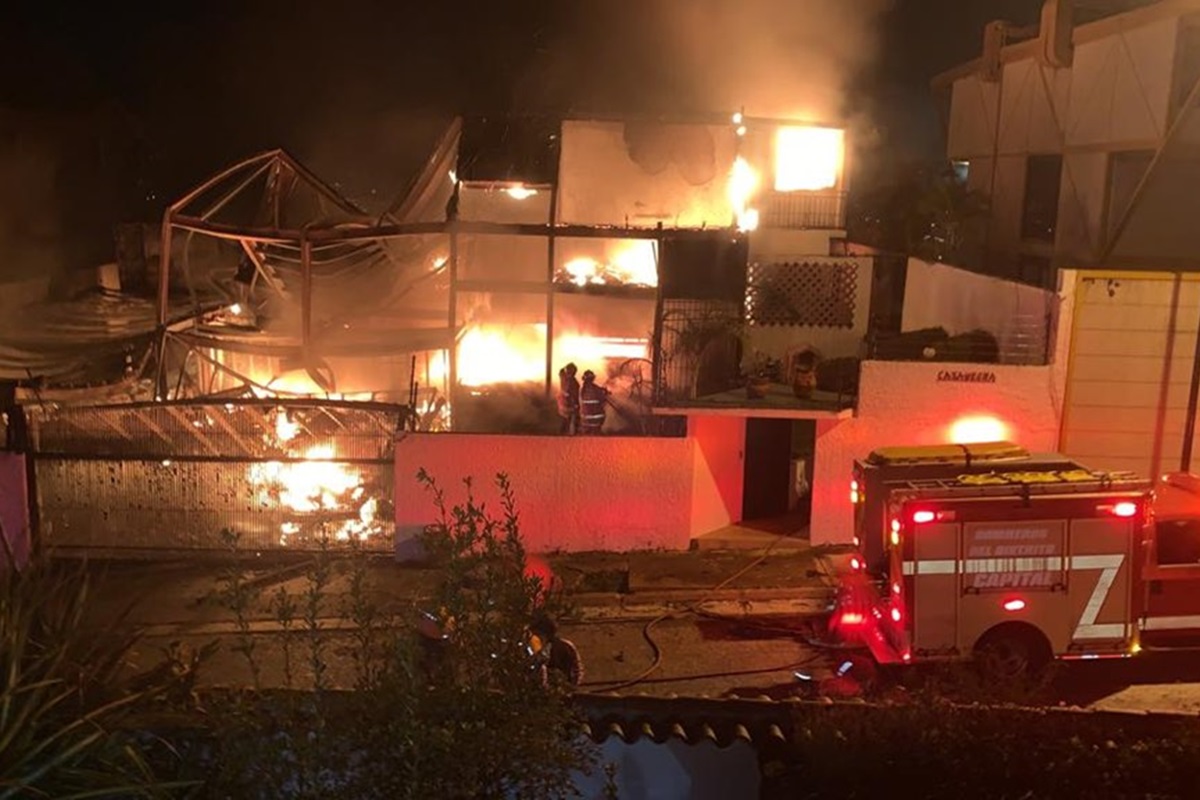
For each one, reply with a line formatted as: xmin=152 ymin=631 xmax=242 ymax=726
xmin=790 ymin=347 xmax=820 ymax=399
xmin=744 ymin=351 xmax=780 ymax=399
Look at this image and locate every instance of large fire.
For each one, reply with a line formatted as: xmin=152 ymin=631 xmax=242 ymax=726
xmin=558 ymin=241 xmax=658 ymax=288
xmin=774 ymin=126 xmax=844 ymax=192
xmin=452 ymin=324 xmax=648 ymax=389
xmin=457 ymin=324 xmax=548 ymax=387
xmin=248 ymin=408 xmax=385 ymax=545
xmin=728 ymin=156 xmax=760 ymax=233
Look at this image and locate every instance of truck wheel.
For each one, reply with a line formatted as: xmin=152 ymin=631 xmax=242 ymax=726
xmin=974 ymin=625 xmax=1051 ymax=681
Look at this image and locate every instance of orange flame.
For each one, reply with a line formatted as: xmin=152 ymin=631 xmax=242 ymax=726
xmin=559 ymin=241 xmax=657 ymax=288
xmin=728 ymin=156 xmax=760 ymax=232
xmin=455 ymin=324 xmax=648 ymax=389
xmin=774 ymin=126 xmax=843 ymax=192
xmin=248 ymin=410 xmax=385 ymax=545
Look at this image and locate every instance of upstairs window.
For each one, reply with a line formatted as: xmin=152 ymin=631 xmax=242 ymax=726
xmin=1021 ymin=154 xmax=1063 ymax=243
xmin=1105 ymin=150 xmax=1154 ymax=240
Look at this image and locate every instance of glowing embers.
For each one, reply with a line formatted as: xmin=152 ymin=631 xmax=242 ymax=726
xmin=727 ymin=156 xmax=760 ymax=232
xmin=248 ymin=408 xmax=386 ymax=546
xmin=558 ymin=240 xmax=658 ymax=288
xmin=774 ymin=126 xmax=844 ymax=192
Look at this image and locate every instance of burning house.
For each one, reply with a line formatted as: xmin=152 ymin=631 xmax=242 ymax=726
xmin=1 ymin=107 xmax=1063 ymax=557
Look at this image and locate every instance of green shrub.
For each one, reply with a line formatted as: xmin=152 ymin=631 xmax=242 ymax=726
xmin=0 ymin=556 xmax=198 ymax=799
xmin=203 ymin=471 xmax=593 ymax=799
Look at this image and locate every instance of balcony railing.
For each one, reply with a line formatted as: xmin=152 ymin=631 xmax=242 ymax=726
xmin=761 ymin=191 xmax=846 ymax=230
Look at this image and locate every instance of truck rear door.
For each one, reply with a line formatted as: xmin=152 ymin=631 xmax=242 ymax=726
xmin=1142 ymin=516 xmax=1200 ymax=644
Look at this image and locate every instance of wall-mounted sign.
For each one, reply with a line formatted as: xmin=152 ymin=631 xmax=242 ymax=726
xmin=937 ymin=370 xmax=996 ymax=384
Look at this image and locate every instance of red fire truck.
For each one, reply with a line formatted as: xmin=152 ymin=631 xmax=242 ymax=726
xmin=836 ymin=444 xmax=1200 ymax=676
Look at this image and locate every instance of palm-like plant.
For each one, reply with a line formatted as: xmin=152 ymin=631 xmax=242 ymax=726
xmin=0 ymin=547 xmax=195 ymax=799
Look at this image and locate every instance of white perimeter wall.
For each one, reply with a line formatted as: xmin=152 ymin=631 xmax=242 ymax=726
xmin=809 ymin=360 xmax=1063 ymax=545
xmin=902 ymin=258 xmax=1055 ymax=360
xmin=395 ymin=433 xmax=696 ymax=554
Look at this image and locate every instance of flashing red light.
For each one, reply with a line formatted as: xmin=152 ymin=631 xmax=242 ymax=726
xmin=1003 ymin=598 xmax=1026 ymax=612
xmin=839 ymin=612 xmax=864 ymax=626
xmin=911 ymin=510 xmax=936 ymax=524
xmin=892 ymin=582 xmax=902 ymax=595
xmin=850 ymin=557 xmax=862 ymax=571
xmin=1111 ymin=501 xmax=1138 ymax=518
xmin=890 ymin=607 xmax=902 ymax=623
xmin=853 ymin=536 xmax=860 ymax=548
xmin=890 ymin=518 xmax=900 ymax=533
xmin=850 ymin=480 xmax=860 ymax=504
xmin=901 ymin=650 xmax=912 ymax=663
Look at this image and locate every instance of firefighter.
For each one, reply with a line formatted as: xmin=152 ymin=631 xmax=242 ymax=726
xmin=529 ymin=614 xmax=583 ymax=688
xmin=557 ymin=362 xmax=580 ymax=435
xmin=579 ymin=370 xmax=609 ymax=435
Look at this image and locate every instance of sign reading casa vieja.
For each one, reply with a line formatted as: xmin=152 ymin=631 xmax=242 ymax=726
xmin=936 ymin=370 xmax=997 ymax=384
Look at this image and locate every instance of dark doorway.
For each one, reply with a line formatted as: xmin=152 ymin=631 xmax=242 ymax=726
xmin=742 ymin=418 xmax=792 ymax=521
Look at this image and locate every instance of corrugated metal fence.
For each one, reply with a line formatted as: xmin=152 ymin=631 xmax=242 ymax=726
xmin=28 ymin=400 xmax=403 ymax=554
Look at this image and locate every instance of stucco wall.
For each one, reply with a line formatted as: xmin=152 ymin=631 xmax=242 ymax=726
xmin=810 ymin=360 xmax=1061 ymax=545
xmin=0 ymin=453 xmax=30 ymax=568
xmin=394 ymin=433 xmax=694 ymax=555
xmin=901 ymin=258 xmax=1055 ymax=362
xmin=689 ymin=415 xmax=745 ymax=536
xmin=556 ymin=120 xmax=737 ymax=229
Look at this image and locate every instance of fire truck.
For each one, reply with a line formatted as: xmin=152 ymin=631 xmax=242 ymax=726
xmin=836 ymin=442 xmax=1200 ymax=676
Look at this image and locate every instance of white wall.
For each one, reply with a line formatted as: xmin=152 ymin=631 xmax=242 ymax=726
xmin=1065 ymin=17 xmax=1176 ymax=147
xmin=1059 ymin=272 xmax=1200 ymax=477
xmin=394 ymin=433 xmax=694 ymax=554
xmin=689 ymin=415 xmax=745 ymax=536
xmin=901 ymin=258 xmax=1056 ymax=362
xmin=810 ymin=361 xmax=1062 ymax=545
xmin=556 ymin=121 xmax=737 ymax=229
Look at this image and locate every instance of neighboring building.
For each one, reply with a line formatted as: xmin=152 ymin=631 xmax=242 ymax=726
xmin=936 ymin=0 xmax=1200 ymax=482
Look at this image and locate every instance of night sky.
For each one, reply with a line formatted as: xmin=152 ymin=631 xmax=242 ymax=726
xmin=0 ymin=0 xmax=1044 ymax=277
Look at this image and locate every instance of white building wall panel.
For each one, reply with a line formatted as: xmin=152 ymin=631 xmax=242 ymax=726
xmin=948 ymin=75 xmax=1000 ymax=159
xmin=1067 ymin=19 xmax=1178 ymax=146
xmin=1110 ymin=18 xmax=1176 ymax=142
xmin=1061 ymin=274 xmax=1200 ymax=478
xmin=1056 ymin=151 xmax=1109 ymax=262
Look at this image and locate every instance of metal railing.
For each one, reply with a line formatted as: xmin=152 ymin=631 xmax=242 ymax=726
xmin=760 ymin=191 xmax=846 ymax=230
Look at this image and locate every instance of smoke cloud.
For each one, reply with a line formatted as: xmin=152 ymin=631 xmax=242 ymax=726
xmin=519 ymin=0 xmax=891 ymax=123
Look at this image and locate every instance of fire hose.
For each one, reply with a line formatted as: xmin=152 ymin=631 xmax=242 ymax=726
xmin=584 ymin=534 xmax=810 ymax=692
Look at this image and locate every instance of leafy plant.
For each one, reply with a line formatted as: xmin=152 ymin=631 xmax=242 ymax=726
xmin=204 ymin=472 xmax=593 ymax=799
xmin=0 ymin=552 xmax=198 ymax=799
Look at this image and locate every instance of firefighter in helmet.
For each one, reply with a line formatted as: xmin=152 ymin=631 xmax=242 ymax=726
xmin=557 ymin=362 xmax=580 ymax=435
xmin=579 ymin=370 xmax=609 ymax=435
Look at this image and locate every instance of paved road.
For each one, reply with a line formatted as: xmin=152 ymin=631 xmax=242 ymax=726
xmin=86 ymin=559 xmax=1200 ymax=713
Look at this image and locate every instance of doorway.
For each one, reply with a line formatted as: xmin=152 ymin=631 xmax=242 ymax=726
xmin=742 ymin=419 xmax=815 ymax=533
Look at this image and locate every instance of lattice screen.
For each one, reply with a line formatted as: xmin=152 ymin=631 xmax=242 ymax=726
xmin=745 ymin=261 xmax=857 ymax=328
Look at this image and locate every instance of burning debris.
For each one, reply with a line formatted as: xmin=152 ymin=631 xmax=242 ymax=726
xmin=556 ymin=240 xmax=659 ymax=288
xmin=247 ymin=407 xmax=389 ymax=546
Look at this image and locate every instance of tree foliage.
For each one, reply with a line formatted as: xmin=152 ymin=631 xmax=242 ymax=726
xmin=204 ymin=471 xmax=593 ymax=799
xmin=849 ymin=160 xmax=989 ymax=265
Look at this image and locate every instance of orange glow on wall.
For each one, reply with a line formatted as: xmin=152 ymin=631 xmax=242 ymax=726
xmin=948 ymin=415 xmax=1010 ymax=445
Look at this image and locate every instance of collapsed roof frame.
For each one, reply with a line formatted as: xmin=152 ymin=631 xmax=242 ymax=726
xmin=151 ymin=117 xmax=742 ymax=405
